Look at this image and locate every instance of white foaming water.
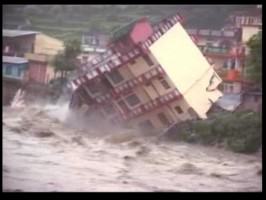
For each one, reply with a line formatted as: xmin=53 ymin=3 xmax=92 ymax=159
xmin=3 ymin=100 xmax=262 ymax=192
xmin=11 ymin=89 xmax=25 ymax=108
xmin=44 ymin=103 xmax=70 ymax=123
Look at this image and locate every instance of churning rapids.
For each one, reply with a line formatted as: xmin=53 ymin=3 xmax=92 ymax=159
xmin=3 ymin=96 xmax=262 ymax=192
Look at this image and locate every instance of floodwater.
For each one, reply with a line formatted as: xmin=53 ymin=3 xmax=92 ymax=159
xmin=2 ymin=101 xmax=262 ymax=192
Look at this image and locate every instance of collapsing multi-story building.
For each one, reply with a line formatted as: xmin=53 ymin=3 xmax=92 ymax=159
xmin=69 ymin=13 xmax=223 ymax=130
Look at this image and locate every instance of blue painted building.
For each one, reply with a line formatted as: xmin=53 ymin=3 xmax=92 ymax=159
xmin=3 ymin=56 xmax=28 ymax=80
xmin=2 ymin=56 xmax=28 ymax=105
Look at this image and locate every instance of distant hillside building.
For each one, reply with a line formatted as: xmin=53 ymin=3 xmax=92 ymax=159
xmin=3 ymin=29 xmax=38 ymax=57
xmin=2 ymin=29 xmax=64 ymax=105
xmin=186 ymin=27 xmax=246 ymax=94
xmin=3 ymin=29 xmax=64 ymax=85
xmin=79 ymin=31 xmax=109 ymax=63
xmin=69 ymin=13 xmax=223 ymax=130
xmin=229 ymin=6 xmax=262 ymax=43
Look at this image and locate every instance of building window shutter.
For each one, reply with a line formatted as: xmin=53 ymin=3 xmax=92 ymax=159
xmin=143 ymin=54 xmax=154 ymax=66
xmin=175 ymin=106 xmax=183 ymax=114
xmin=108 ymin=69 xmax=124 ymax=84
xmin=160 ymin=78 xmax=171 ymax=89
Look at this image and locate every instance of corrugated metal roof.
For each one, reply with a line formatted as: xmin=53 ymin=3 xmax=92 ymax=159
xmin=3 ymin=56 xmax=28 ymax=64
xmin=3 ymin=29 xmax=39 ymax=37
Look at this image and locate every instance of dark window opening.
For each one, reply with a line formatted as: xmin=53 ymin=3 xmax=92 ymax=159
xmin=145 ymin=82 xmax=151 ymax=87
xmin=118 ymin=100 xmax=128 ymax=112
xmin=31 ymin=43 xmax=35 ymax=53
xmin=143 ymin=54 xmax=154 ymax=66
xmin=139 ymin=120 xmax=154 ymax=130
xmin=108 ymin=69 xmax=124 ymax=84
xmin=129 ymin=59 xmax=136 ymax=65
xmin=160 ymin=78 xmax=171 ymax=89
xmin=230 ymin=85 xmax=234 ymax=92
xmin=158 ymin=112 xmax=171 ymax=126
xmin=125 ymin=94 xmax=141 ymax=107
xmin=175 ymin=106 xmax=183 ymax=114
xmin=86 ymin=82 xmax=100 ymax=94
xmin=5 ymin=66 xmax=12 ymax=75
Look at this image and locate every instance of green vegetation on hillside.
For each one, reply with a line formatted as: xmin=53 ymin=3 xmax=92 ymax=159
xmin=164 ymin=111 xmax=261 ymax=154
xmin=52 ymin=39 xmax=81 ymax=78
xmin=3 ymin=5 xmax=257 ymax=42
xmin=245 ymin=31 xmax=262 ymax=87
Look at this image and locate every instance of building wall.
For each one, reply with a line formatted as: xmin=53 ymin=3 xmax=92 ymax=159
xmin=117 ymin=65 xmax=135 ymax=82
xmin=132 ymin=86 xmax=151 ymax=104
xmin=127 ymin=98 xmax=192 ymax=129
xmin=142 ymin=83 xmax=159 ymax=100
xmin=150 ymin=22 xmax=223 ymax=119
xmin=28 ymin=61 xmax=47 ymax=84
xmin=127 ymin=54 xmax=157 ymax=77
xmin=34 ymin=34 xmax=64 ymax=56
xmin=242 ymin=26 xmax=261 ymax=43
xmin=168 ymin=98 xmax=194 ymax=121
xmin=150 ymin=76 xmax=175 ymax=96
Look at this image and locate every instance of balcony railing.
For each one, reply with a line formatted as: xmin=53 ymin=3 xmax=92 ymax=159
xmin=118 ymin=89 xmax=181 ymax=121
xmin=94 ymin=65 xmax=165 ymax=103
xmin=198 ymin=45 xmax=246 ymax=58
xmin=72 ymin=13 xmax=183 ymax=90
xmin=187 ymin=29 xmax=238 ymax=38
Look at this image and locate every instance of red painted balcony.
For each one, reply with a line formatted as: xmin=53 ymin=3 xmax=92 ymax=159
xmin=118 ymin=89 xmax=181 ymax=121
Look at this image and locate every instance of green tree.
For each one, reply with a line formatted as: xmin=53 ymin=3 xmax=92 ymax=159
xmin=52 ymin=39 xmax=81 ymax=79
xmin=245 ymin=31 xmax=262 ymax=87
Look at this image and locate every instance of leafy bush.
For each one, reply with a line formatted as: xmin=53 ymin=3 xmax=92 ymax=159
xmin=171 ymin=111 xmax=261 ymax=154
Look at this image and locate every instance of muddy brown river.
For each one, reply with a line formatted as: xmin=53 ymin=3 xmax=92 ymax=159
xmin=2 ymin=103 xmax=262 ymax=192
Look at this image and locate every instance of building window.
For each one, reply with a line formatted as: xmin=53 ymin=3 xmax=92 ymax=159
xmin=223 ymin=84 xmax=227 ymax=92
xmin=157 ymin=112 xmax=171 ymax=126
xmin=143 ymin=54 xmax=154 ymax=66
xmin=85 ymin=82 xmax=100 ymax=94
xmin=107 ymin=69 xmax=124 ymax=84
xmin=145 ymin=82 xmax=151 ymax=87
xmin=175 ymin=106 xmax=183 ymax=114
xmin=159 ymin=78 xmax=171 ymax=90
xmin=5 ymin=66 xmax=12 ymax=76
xmin=139 ymin=120 xmax=154 ymax=130
xmin=229 ymin=84 xmax=234 ymax=92
xmin=117 ymin=99 xmax=128 ymax=112
xmin=129 ymin=59 xmax=136 ymax=65
xmin=125 ymin=94 xmax=141 ymax=107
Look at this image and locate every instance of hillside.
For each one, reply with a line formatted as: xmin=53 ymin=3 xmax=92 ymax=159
xmin=3 ymin=5 xmax=256 ymax=42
